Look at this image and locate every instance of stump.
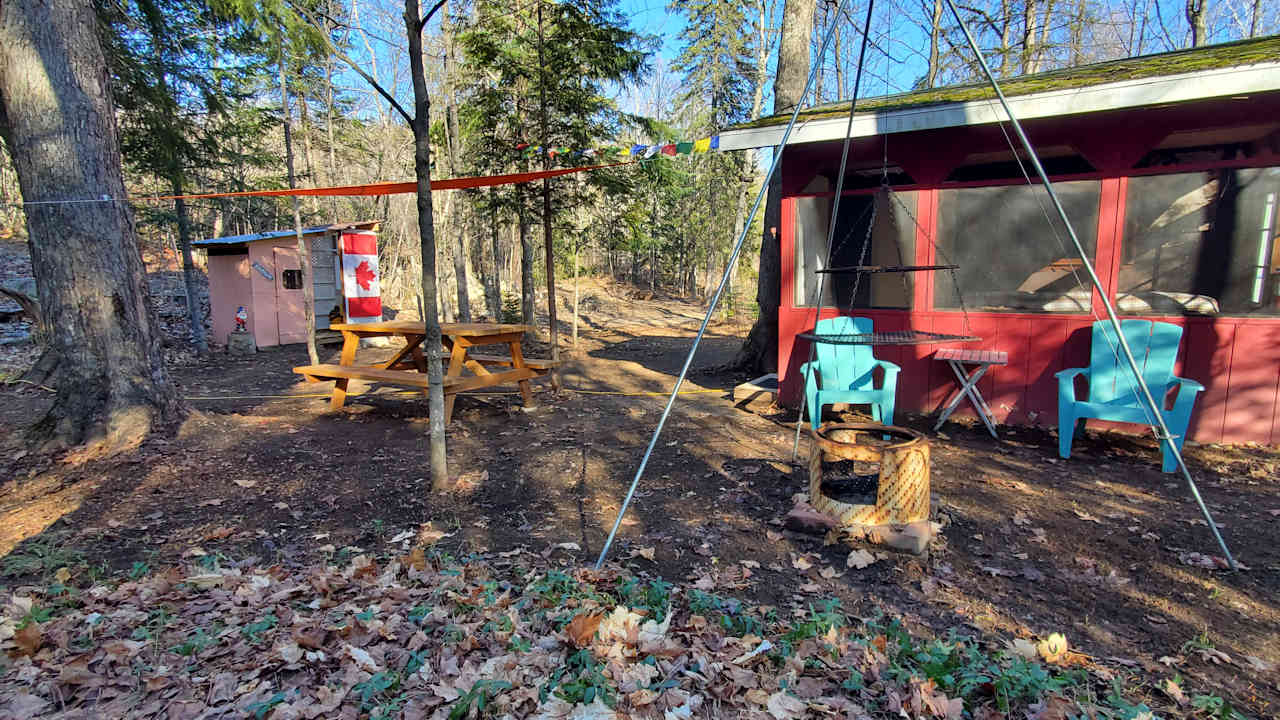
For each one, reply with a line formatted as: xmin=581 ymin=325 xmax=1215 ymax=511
xmin=808 ymin=422 xmax=933 ymax=553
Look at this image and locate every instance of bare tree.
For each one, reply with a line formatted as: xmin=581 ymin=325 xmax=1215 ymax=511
xmin=0 ymin=0 xmax=183 ymax=453
xmin=737 ymin=0 xmax=815 ymax=373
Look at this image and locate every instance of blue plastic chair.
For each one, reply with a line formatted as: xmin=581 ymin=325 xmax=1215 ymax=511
xmin=800 ymin=316 xmax=900 ymax=429
xmin=1056 ymin=320 xmax=1204 ymax=473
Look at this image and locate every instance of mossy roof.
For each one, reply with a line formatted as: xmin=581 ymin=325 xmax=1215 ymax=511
xmin=735 ymin=35 xmax=1280 ymax=130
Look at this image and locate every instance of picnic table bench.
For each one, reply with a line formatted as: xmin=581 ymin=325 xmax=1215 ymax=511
xmin=293 ymin=321 xmax=560 ymax=422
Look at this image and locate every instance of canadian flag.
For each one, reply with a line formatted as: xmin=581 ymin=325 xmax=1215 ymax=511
xmin=341 ymin=231 xmax=382 ymax=322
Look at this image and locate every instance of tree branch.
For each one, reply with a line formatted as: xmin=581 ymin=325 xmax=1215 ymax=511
xmin=284 ymin=0 xmax=415 ymax=126
xmin=416 ymin=0 xmax=450 ymax=33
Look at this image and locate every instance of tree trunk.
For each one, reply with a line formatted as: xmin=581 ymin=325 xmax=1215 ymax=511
xmin=325 ymin=0 xmax=339 ymax=223
xmin=0 ymin=0 xmax=183 ymax=453
xmin=537 ymin=2 xmax=559 ymax=366
xmin=169 ymin=175 xmax=208 ymax=354
xmin=1249 ymin=0 xmax=1261 ymax=36
xmin=405 ymin=0 xmax=448 ymax=489
xmin=487 ymin=188 xmax=502 ymax=320
xmin=1185 ymin=0 xmax=1207 ymax=46
xmin=517 ymin=181 xmax=535 ymax=342
xmin=279 ymin=58 xmax=319 ymax=366
xmin=442 ymin=7 xmax=471 ymax=323
xmin=735 ymin=0 xmax=814 ymax=373
xmin=927 ymin=0 xmax=943 ymax=88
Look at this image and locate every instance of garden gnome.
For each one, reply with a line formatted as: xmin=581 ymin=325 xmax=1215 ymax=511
xmin=234 ymin=306 xmax=248 ymax=332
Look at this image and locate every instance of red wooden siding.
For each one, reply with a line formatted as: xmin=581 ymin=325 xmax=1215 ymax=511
xmin=778 ymin=178 xmax=1280 ymax=445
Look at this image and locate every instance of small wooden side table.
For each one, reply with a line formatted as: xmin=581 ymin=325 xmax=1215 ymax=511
xmin=933 ymin=348 xmax=1008 ymax=438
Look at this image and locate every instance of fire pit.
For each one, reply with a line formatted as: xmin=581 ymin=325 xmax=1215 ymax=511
xmin=808 ymin=422 xmax=934 ymax=554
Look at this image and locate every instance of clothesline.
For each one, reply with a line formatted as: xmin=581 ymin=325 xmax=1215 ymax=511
xmin=6 ymin=161 xmax=637 ymax=208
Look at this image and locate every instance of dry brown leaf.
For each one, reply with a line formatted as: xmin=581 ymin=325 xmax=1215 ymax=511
xmin=791 ymin=555 xmax=813 ymax=571
xmin=1005 ymin=638 xmax=1038 ymax=660
xmin=12 ymin=623 xmax=41 ymax=657
xmin=565 ymin=612 xmax=603 ymax=648
xmin=1161 ymin=678 xmax=1187 ymax=706
xmin=766 ymin=690 xmax=807 ymax=720
xmin=1037 ymin=633 xmax=1069 ymax=664
xmin=1027 ymin=695 xmax=1075 ymax=720
xmin=631 ymin=546 xmax=656 ymax=562
xmin=233 ymin=478 xmax=257 ymax=488
xmin=846 ymin=549 xmax=876 ymax=569
xmin=202 ymin=527 xmax=235 ymax=541
xmin=766 ymin=530 xmax=783 ymax=542
xmin=1012 ymin=511 xmax=1031 ymax=526
xmin=406 ymin=547 xmax=428 ymax=571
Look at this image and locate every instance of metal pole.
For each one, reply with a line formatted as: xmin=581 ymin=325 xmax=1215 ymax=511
xmin=943 ymin=0 xmax=1237 ymax=570
xmin=792 ymin=0 xmax=877 ymax=462
xmin=595 ymin=0 xmax=852 ymax=569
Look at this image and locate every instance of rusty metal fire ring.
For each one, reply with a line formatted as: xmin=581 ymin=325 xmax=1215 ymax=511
xmin=808 ymin=422 xmax=931 ymax=528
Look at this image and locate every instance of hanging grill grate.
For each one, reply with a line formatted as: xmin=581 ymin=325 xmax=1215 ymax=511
xmin=816 ymin=264 xmax=959 ymax=275
xmin=798 ymin=329 xmax=981 ymax=346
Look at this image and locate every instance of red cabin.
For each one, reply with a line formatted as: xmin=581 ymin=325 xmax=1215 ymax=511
xmin=719 ymin=37 xmax=1280 ymax=445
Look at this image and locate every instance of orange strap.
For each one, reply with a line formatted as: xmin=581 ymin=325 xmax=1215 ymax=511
xmin=151 ymin=162 xmax=633 ymax=201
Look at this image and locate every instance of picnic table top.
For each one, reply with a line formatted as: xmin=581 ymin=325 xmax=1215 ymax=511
xmin=329 ymin=321 xmax=532 ymax=337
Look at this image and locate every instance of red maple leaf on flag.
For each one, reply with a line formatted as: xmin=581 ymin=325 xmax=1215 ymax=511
xmin=354 ymin=260 xmax=377 ymax=291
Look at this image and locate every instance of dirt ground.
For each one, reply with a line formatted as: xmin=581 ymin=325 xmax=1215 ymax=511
xmin=1 ymin=281 xmax=1277 ymax=717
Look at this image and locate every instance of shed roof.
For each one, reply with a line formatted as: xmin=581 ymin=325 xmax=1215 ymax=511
xmin=720 ymin=35 xmax=1280 ymax=150
xmin=194 ymin=221 xmax=379 ymax=248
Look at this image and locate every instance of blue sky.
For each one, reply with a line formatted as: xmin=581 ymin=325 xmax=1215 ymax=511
xmin=617 ymin=0 xmax=685 ymax=62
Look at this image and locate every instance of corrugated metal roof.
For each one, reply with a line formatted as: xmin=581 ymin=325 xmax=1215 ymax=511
xmin=194 ymin=221 xmax=378 ymax=247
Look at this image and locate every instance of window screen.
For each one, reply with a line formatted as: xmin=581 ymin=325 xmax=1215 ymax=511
xmin=281 ymin=269 xmax=304 ymax=290
xmin=793 ymin=191 xmax=917 ymax=309
xmin=934 ymin=181 xmax=1100 ymax=313
xmin=1120 ymin=168 xmax=1280 ymax=316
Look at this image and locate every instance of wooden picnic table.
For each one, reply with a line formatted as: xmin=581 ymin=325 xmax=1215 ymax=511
xmin=293 ymin=320 xmax=560 ymax=422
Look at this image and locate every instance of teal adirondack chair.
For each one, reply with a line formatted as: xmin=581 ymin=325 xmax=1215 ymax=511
xmin=801 ymin=316 xmax=900 ymax=429
xmin=1056 ymin=320 xmax=1204 ymax=472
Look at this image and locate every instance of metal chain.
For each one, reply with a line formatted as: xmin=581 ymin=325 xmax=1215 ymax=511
xmin=884 ymin=187 xmax=974 ymax=336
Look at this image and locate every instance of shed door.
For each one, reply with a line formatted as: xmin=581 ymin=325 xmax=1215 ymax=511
xmin=311 ymin=235 xmax=340 ymax=329
xmin=273 ymin=247 xmax=307 ymax=345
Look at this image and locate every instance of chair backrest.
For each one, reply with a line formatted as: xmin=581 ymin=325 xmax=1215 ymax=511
xmin=813 ymin=316 xmax=877 ymax=391
xmin=1089 ymin=319 xmax=1181 ymax=405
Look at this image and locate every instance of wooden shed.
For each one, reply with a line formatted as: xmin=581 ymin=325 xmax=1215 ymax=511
xmin=718 ymin=37 xmax=1280 ymax=445
xmin=194 ymin=221 xmax=380 ymax=348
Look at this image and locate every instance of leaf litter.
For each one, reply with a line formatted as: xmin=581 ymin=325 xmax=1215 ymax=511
xmin=0 ymin=550 xmax=1155 ymax=719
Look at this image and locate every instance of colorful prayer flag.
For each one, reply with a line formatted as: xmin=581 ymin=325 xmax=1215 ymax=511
xmin=644 ymin=145 xmax=660 ymax=158
xmin=710 ymin=136 xmax=720 ymax=150
xmin=660 ymin=144 xmax=677 ymax=156
xmin=694 ymin=138 xmax=711 ymax=153
xmin=676 ymin=142 xmax=693 ymax=155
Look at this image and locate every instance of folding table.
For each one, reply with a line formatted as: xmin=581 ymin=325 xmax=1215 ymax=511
xmin=933 ymin=348 xmax=1008 ymax=438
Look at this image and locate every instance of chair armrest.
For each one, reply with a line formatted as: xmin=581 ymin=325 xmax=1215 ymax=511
xmin=799 ymin=361 xmax=818 ymax=376
xmin=874 ymin=360 xmax=901 ymax=374
xmin=1169 ymin=376 xmax=1205 ymax=394
xmin=1055 ymin=367 xmax=1088 ymax=403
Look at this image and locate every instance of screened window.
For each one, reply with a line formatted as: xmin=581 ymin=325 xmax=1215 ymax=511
xmin=934 ymin=181 xmax=1100 ymax=313
xmin=281 ymin=269 xmax=304 ymax=290
xmin=793 ymin=191 xmax=917 ymax=309
xmin=1119 ymin=168 xmax=1280 ymax=316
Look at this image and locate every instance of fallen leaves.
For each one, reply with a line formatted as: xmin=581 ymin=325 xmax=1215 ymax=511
xmin=630 ymin=546 xmax=656 ymax=562
xmin=1037 ymin=633 xmax=1069 ymax=664
xmin=11 ymin=623 xmax=40 ymax=657
xmin=846 ymin=549 xmax=877 ymax=569
xmin=0 ymin=544 xmax=1166 ymax=720
xmin=564 ymin=613 xmax=603 ymax=648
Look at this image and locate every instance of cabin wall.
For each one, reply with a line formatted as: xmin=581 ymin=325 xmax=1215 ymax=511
xmin=207 ymin=252 xmax=253 ymax=345
xmin=778 ymin=110 xmax=1280 ymax=444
